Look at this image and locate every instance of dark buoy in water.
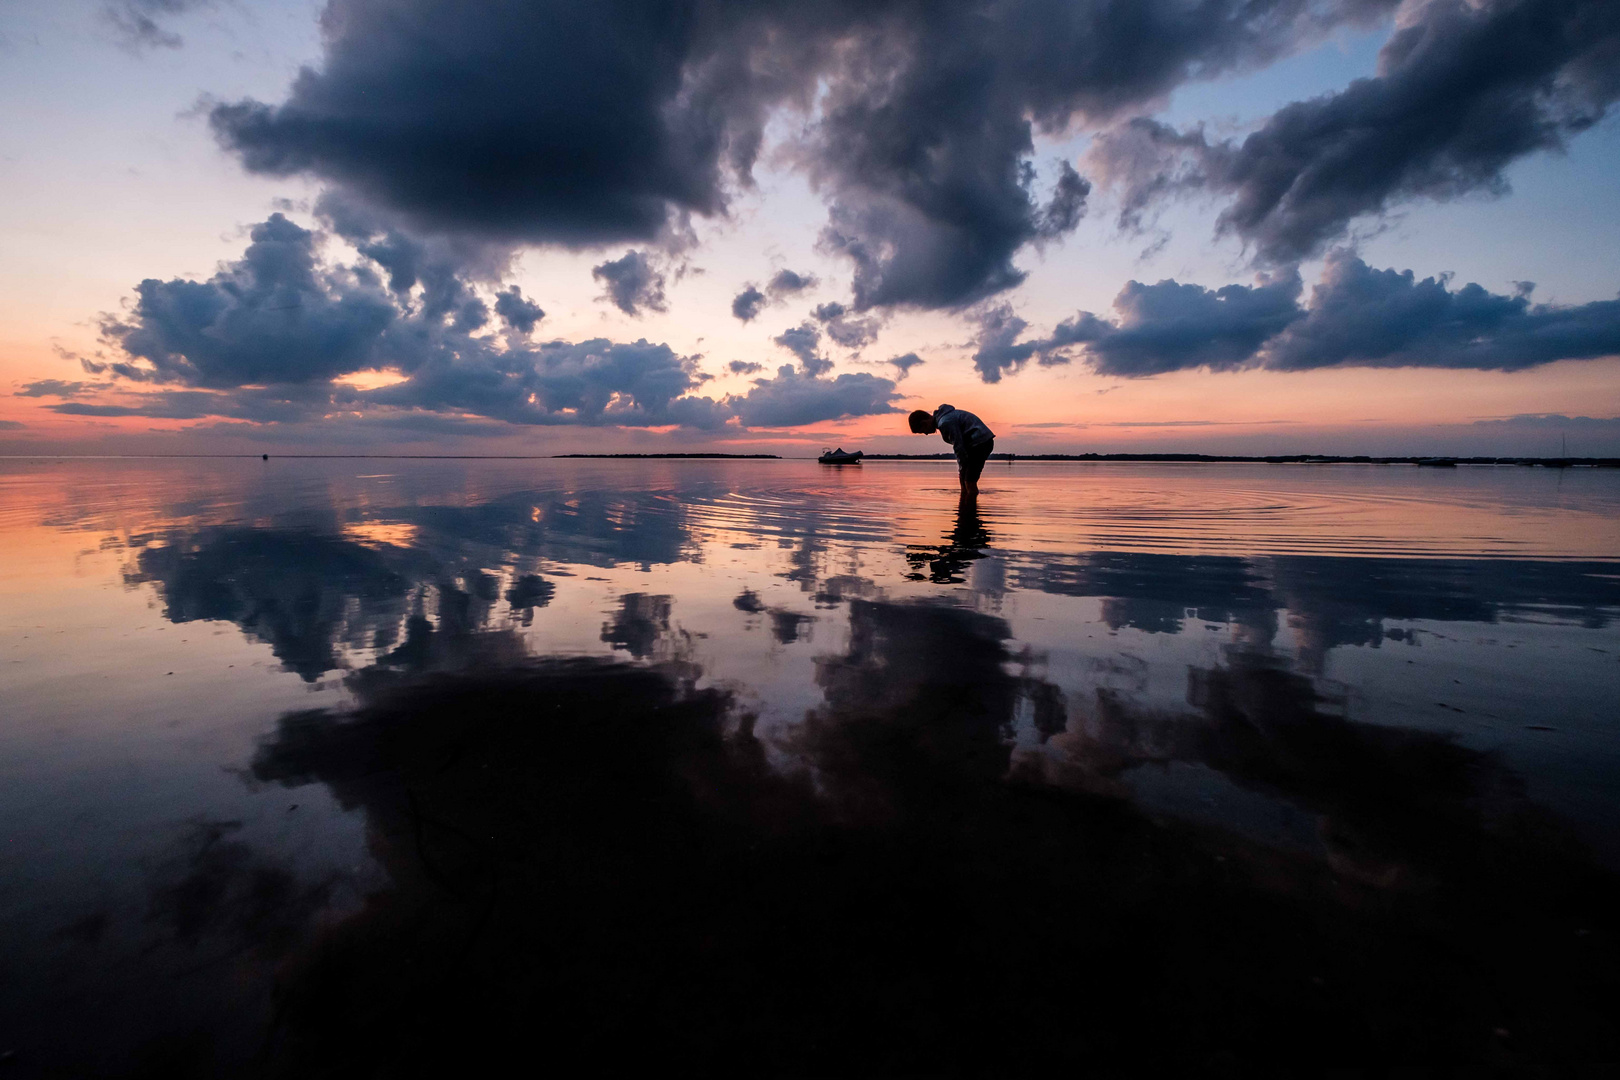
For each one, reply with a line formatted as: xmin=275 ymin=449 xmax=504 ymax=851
xmin=262 ymin=453 xmax=269 ymax=461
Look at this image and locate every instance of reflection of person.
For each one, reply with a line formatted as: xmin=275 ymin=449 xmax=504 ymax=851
xmin=908 ymin=404 xmax=995 ymax=495
xmin=905 ymin=491 xmax=992 ymax=584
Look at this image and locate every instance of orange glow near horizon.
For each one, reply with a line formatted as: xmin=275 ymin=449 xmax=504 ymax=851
xmin=333 ymin=369 xmax=410 ymax=391
xmin=4 ymin=319 xmax=1619 ymax=455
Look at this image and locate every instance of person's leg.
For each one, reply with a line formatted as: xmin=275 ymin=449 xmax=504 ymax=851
xmin=959 ymin=438 xmax=992 ymax=496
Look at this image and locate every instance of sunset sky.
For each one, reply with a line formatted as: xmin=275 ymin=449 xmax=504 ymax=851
xmin=2 ymin=0 xmax=1618 ymax=456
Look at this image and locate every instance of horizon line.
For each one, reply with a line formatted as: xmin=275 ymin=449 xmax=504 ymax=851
xmin=3 ymin=452 xmax=1618 ymax=466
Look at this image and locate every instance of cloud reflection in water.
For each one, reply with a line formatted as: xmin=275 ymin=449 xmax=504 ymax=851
xmin=7 ymin=460 xmax=1619 ymax=1073
xmin=236 ymin=604 xmax=1619 ymax=1072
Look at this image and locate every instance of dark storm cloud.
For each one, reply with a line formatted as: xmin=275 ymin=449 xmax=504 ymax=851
xmin=1267 ymin=252 xmax=1620 ymax=370
xmin=363 ymin=337 xmax=730 ymax=429
xmin=811 ymin=302 xmax=882 ymax=352
xmin=209 ymin=1 xmax=727 ymax=247
xmin=49 ymin=393 xmax=217 ymax=420
xmin=1035 ymin=162 xmax=1093 ymax=239
xmin=799 ymin=0 xmax=1347 ymax=312
xmin=15 ymin=380 xmax=91 ymax=398
xmin=192 ymin=411 xmax=523 ymax=445
xmin=102 ymin=0 xmax=1620 ymax=425
xmin=731 ymin=269 xmax=819 ymax=323
xmin=592 ymin=251 xmax=668 ymax=317
xmin=819 ymin=190 xmax=1025 ymax=313
xmin=886 ymin=352 xmax=926 ymax=380
xmin=50 ymin=385 xmax=339 ymax=424
xmin=980 ymin=251 xmax=1620 ymax=379
xmin=1093 ymin=0 xmax=1620 ymax=262
xmin=1065 ymin=269 xmax=1305 ymax=377
xmin=730 ymin=285 xmax=767 ymax=322
xmin=803 ymin=0 xmax=1283 ymax=312
xmin=1473 ymin=413 xmax=1620 ymax=429
xmin=969 ymin=296 xmax=1147 ymax=383
xmin=86 ymin=214 xmax=928 ymax=432
xmin=767 ymin=269 xmax=817 ymax=296
xmin=969 ymin=305 xmax=1037 ymax=383
xmin=205 ymin=0 xmax=1398 ymax=312
xmin=728 ymin=365 xmax=901 ymax=427
xmin=101 ymin=214 xmax=397 ymax=388
xmin=313 ymin=191 xmax=515 ymax=305
xmin=82 ymin=214 xmax=748 ymax=430
xmin=493 ymin=287 xmax=545 ymax=335
xmin=728 ymin=360 xmax=764 ymax=375
xmin=773 ymin=323 xmax=832 ymax=376
xmin=103 ymin=0 xmax=210 ymax=52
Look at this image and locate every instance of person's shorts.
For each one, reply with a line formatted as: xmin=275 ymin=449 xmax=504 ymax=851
xmin=956 ymin=437 xmax=994 ymax=483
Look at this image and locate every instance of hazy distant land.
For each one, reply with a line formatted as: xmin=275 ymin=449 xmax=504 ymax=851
xmin=2 ymin=452 xmax=1615 ymax=465
xmin=553 ymin=453 xmax=782 ymax=459
xmin=559 ymin=452 xmax=1620 ymax=466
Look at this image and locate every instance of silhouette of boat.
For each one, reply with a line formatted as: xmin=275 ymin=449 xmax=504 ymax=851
xmin=818 ymin=447 xmax=863 ymax=465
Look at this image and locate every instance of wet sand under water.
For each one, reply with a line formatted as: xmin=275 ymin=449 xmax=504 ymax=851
xmin=1 ymin=458 xmax=1618 ymax=1074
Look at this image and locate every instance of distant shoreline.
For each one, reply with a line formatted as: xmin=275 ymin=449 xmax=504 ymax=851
xmin=859 ymin=453 xmax=1620 ymax=466
xmin=0 ymin=452 xmax=1614 ymax=466
xmin=552 ymin=453 xmax=782 ymax=459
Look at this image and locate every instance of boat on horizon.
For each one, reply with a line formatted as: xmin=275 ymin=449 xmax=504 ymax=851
xmin=818 ymin=447 xmax=863 ymax=465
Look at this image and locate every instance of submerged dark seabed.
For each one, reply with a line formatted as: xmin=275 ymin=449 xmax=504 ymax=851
xmin=2 ymin=458 xmax=1619 ymax=1075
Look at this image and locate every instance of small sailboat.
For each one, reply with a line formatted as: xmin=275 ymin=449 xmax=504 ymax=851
xmin=818 ymin=446 xmax=863 ymax=465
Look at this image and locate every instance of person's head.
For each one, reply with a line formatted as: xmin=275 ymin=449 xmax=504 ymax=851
xmin=908 ymin=409 xmax=936 ymax=434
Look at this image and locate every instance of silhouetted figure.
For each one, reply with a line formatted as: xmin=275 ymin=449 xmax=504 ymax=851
xmin=908 ymin=403 xmax=995 ymax=495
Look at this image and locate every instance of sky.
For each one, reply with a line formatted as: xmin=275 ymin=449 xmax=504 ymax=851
xmin=1 ymin=0 xmax=1618 ymax=457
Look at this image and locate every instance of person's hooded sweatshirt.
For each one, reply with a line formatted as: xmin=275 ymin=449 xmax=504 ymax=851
xmin=932 ymin=405 xmax=994 ymax=458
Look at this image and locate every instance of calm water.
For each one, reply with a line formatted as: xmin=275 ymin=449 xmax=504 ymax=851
xmin=3 ymin=457 xmax=1619 ymax=1073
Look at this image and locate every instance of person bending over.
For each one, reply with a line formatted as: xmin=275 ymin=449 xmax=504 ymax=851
xmin=909 ymin=404 xmax=995 ymax=496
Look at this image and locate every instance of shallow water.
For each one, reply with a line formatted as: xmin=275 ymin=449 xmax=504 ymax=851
xmin=3 ymin=457 xmax=1619 ymax=1073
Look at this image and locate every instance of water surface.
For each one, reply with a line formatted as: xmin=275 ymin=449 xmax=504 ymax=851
xmin=3 ymin=457 xmax=1618 ymax=1073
